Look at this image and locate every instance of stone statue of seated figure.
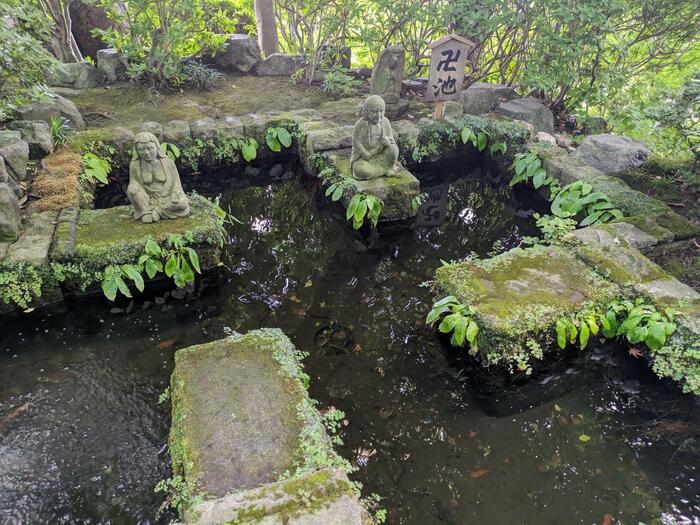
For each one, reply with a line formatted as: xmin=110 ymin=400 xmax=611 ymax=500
xmin=127 ymin=132 xmax=190 ymax=223
xmin=351 ymin=95 xmax=400 ymax=180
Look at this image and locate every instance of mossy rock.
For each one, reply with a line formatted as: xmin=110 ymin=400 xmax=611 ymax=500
xmin=170 ymin=329 xmax=343 ymax=504
xmin=185 ymin=468 xmax=363 ymax=525
xmin=434 ymin=245 xmax=619 ymax=363
xmin=587 ymin=175 xmax=671 ymax=217
xmin=569 ymin=227 xmax=668 ymax=287
xmin=56 ymin=194 xmax=223 ymax=290
xmin=327 ymin=149 xmax=420 ymax=221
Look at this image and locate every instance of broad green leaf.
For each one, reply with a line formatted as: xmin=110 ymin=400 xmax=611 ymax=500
xmin=186 ymin=247 xmax=201 ymax=274
xmin=331 ymin=186 xmax=344 ymax=201
xmin=579 ymin=322 xmax=590 ymax=349
xmin=556 ymin=319 xmax=568 ymax=349
xmin=477 ymin=132 xmax=487 ymax=151
xmin=165 ymin=255 xmax=178 ymax=277
xmin=115 ymin=274 xmax=132 ymax=298
xmin=102 ymin=276 xmax=118 ymax=302
xmin=644 ymin=324 xmax=667 ymax=350
xmin=277 ymin=128 xmax=292 ymax=148
xmin=346 ymin=194 xmax=361 ymax=219
xmin=466 ymin=321 xmax=479 ymax=344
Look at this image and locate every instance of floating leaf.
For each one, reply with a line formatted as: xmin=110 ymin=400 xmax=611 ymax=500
xmin=578 ymin=434 xmax=591 ymax=442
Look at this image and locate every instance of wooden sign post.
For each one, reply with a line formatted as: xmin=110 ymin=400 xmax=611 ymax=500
xmin=425 ymin=34 xmax=475 ymax=120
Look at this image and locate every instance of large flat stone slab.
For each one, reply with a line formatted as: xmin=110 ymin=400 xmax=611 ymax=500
xmin=187 ymin=469 xmax=363 ymax=525
xmin=57 ymin=194 xmax=223 ymax=283
xmin=435 ymin=245 xmax=619 ymax=362
xmin=327 ymin=148 xmax=420 ymax=222
xmin=170 ymin=329 xmax=357 ymax=523
xmin=573 ymin=134 xmax=650 ymax=175
xmin=494 ymin=97 xmax=554 ymax=134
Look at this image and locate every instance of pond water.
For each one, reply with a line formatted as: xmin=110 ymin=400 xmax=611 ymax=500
xmin=1 ymin=160 xmax=699 ymax=525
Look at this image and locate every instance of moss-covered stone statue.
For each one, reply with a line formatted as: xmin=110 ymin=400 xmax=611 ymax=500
xmin=127 ymin=132 xmax=190 ymax=223
xmin=350 ymin=95 xmax=400 ymax=180
xmin=370 ymin=46 xmax=404 ymax=104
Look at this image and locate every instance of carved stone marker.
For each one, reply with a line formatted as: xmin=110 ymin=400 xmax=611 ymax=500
xmin=350 ymin=95 xmax=400 ymax=180
xmin=127 ymin=132 xmax=190 ymax=223
xmin=426 ymin=34 xmax=474 ymax=119
xmin=370 ymin=46 xmax=409 ymax=119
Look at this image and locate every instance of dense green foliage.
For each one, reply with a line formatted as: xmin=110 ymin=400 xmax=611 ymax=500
xmin=0 ymin=2 xmax=57 ymax=120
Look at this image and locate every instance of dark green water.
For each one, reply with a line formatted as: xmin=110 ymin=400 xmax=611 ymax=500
xmin=1 ymin=161 xmax=698 ymax=524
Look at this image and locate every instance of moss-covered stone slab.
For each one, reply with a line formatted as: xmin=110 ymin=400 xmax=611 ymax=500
xmin=570 ymin=226 xmax=668 ymax=287
xmin=187 ymin=469 xmax=363 ymax=525
xmin=534 ymin=144 xmax=605 ymax=185
xmin=327 ymin=148 xmax=420 ymax=222
xmin=58 ymin=194 xmax=223 ymax=277
xmin=435 ymin=245 xmax=619 ymax=361
xmin=170 ymin=329 xmax=345 ymax=507
xmin=587 ymin=175 xmax=671 ymax=217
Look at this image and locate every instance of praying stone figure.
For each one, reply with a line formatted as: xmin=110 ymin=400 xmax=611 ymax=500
xmin=370 ymin=46 xmax=409 ymax=119
xmin=127 ymin=132 xmax=190 ymax=223
xmin=351 ymin=95 xmax=400 ymax=180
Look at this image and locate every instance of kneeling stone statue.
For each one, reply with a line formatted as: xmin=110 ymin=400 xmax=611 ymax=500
xmin=351 ymin=95 xmax=400 ymax=180
xmin=127 ymin=132 xmax=190 ymax=223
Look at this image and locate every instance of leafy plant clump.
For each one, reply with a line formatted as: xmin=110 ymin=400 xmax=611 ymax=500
xmin=50 ymin=116 xmax=75 ymax=146
xmin=461 ymin=126 xmax=506 ymax=155
xmin=101 ymin=235 xmax=202 ymax=301
xmin=265 ymin=126 xmax=293 ymax=152
xmin=181 ymin=61 xmax=224 ymax=90
xmin=509 ymin=151 xmax=560 ymax=193
xmin=346 ymin=193 xmax=382 ymax=229
xmin=426 ymin=296 xmax=480 ymax=350
xmin=551 ymin=181 xmax=623 ymax=226
xmin=556 ymin=298 xmax=677 ymax=352
xmin=81 ymin=152 xmax=111 ymax=185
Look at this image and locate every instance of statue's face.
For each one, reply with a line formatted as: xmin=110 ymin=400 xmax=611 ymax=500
xmin=136 ymin=141 xmax=157 ymax=161
xmin=365 ymin=104 xmax=383 ymax=124
xmin=389 ymin=54 xmax=399 ymax=68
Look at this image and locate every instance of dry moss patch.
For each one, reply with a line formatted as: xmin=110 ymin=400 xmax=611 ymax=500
xmin=30 ymin=148 xmax=84 ymax=212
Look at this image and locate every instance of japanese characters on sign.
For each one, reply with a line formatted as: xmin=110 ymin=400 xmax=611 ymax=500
xmin=426 ymin=34 xmax=474 ymax=102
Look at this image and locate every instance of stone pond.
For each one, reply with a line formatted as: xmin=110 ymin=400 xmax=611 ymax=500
xmin=1 ymin=76 xmax=699 ymax=524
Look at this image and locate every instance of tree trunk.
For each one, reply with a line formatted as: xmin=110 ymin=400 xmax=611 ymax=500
xmin=40 ymin=0 xmax=83 ymax=62
xmin=254 ymin=0 xmax=278 ymax=56
xmin=68 ymin=0 xmax=115 ymax=59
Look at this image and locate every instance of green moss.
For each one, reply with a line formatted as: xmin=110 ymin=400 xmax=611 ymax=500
xmin=573 ymin=243 xmax=668 ymax=287
xmin=67 ymin=194 xmax=222 ymax=273
xmin=68 ymin=76 xmax=334 ymax=131
xmin=653 ymin=212 xmax=700 ymax=240
xmin=434 ymin=245 xmax=619 ymax=367
xmin=588 ymin=175 xmax=671 ymax=217
xmin=612 ymin=215 xmax=674 ymax=243
xmin=69 ymin=129 xmax=114 ymax=154
xmin=169 ymin=328 xmax=348 ymax=513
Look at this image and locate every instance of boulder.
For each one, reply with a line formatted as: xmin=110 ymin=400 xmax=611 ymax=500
xmin=163 ymin=120 xmax=191 ymax=143
xmin=573 ymin=134 xmax=650 ymax=175
xmin=190 ymin=117 xmax=218 ymax=140
xmin=48 ymin=62 xmax=103 ymax=89
xmin=97 ymin=48 xmax=128 ymax=82
xmin=217 ymin=116 xmax=244 ymax=136
xmin=554 ymin=133 xmax=573 ymax=149
xmin=495 ymin=97 xmax=554 ymax=134
xmin=10 ymin=120 xmax=54 ymax=158
xmin=535 ymin=131 xmax=557 ymax=145
xmin=582 ymin=116 xmax=607 ymax=135
xmin=304 ymin=126 xmax=353 ymax=153
xmin=139 ymin=121 xmax=163 ymax=140
xmin=112 ymin=127 xmax=134 ymax=149
xmin=213 ymin=34 xmax=261 ymax=73
xmin=0 ymin=131 xmax=29 ymax=181
xmin=443 ymin=100 xmax=464 ymax=119
xmin=461 ymin=82 xmax=518 ymax=115
xmin=0 ymin=155 xmax=23 ymax=198
xmin=255 ymin=53 xmax=304 ymax=76
xmin=0 ymin=183 xmax=20 ymax=242
xmin=17 ymin=95 xmax=85 ymax=131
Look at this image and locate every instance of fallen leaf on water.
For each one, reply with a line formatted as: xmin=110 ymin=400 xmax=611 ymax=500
xmin=469 ymin=469 xmax=489 ymax=479
xmin=601 ymin=512 xmax=614 ymax=525
xmin=628 ymin=347 xmax=643 ymax=359
xmin=157 ymin=339 xmax=176 ymax=349
xmin=554 ymin=403 xmax=562 ymax=412
xmin=468 ymin=431 xmax=477 ymax=438
xmin=447 ymin=436 xmax=456 ymax=446
xmin=578 ymin=434 xmax=591 ymax=442
xmin=304 ymin=280 xmax=313 ymax=288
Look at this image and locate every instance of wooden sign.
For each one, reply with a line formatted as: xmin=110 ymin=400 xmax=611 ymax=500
xmin=426 ymin=34 xmax=475 ymax=118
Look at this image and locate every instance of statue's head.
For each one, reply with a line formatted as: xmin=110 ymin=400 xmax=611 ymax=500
xmin=361 ymin=95 xmax=385 ymax=124
xmin=133 ymin=132 xmax=164 ymax=162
